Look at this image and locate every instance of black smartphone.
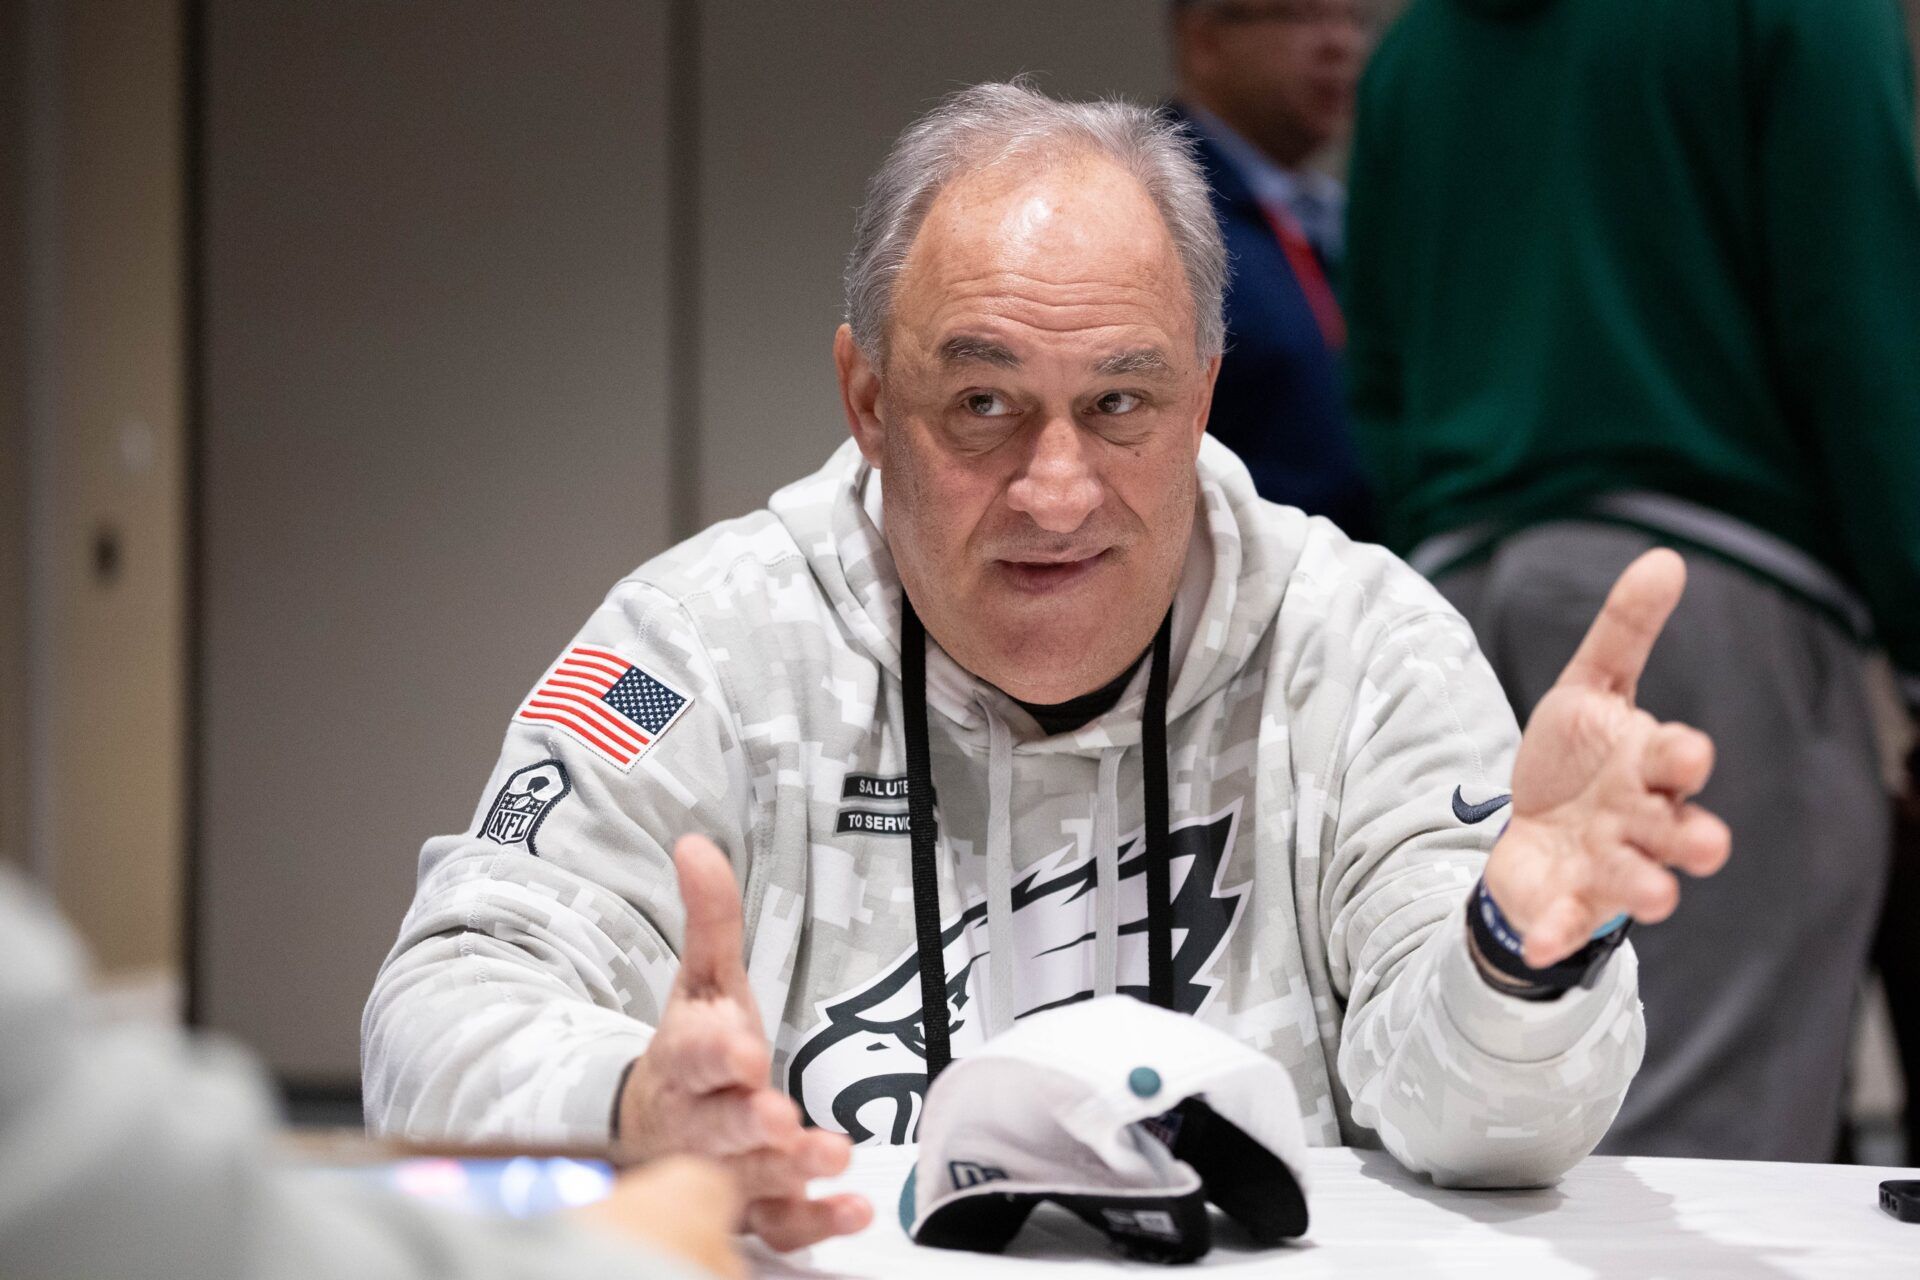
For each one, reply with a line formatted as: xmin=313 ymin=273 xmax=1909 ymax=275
xmin=1879 ymin=1180 xmax=1920 ymax=1223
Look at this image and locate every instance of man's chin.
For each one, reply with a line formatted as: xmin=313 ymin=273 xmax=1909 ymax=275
xmin=966 ymin=615 xmax=1149 ymax=705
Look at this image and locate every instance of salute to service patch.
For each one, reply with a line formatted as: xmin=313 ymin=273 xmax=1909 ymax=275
xmin=514 ymin=645 xmax=691 ymax=770
xmin=834 ymin=772 xmax=922 ymax=836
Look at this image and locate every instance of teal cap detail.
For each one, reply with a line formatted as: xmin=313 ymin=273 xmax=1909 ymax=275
xmin=1128 ymin=1066 xmax=1162 ymax=1098
xmin=898 ymin=1166 xmax=918 ymax=1233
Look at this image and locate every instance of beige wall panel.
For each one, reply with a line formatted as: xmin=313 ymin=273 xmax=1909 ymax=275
xmin=199 ymin=1 xmax=673 ymax=1079
xmin=693 ymin=0 xmax=1174 ymax=526
xmin=47 ymin=0 xmax=186 ymax=975
xmin=0 ymin=0 xmax=29 ymax=874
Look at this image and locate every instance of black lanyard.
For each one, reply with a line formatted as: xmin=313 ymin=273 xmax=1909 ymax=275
xmin=900 ymin=600 xmax=1176 ymax=1082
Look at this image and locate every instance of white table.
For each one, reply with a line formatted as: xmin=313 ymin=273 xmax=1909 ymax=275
xmin=751 ymin=1145 xmax=1918 ymax=1278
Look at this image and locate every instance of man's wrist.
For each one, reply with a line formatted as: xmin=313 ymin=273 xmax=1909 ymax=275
xmin=611 ymin=1051 xmax=665 ymax=1163
xmin=610 ymin=1057 xmax=642 ymax=1143
xmin=1464 ymin=877 xmax=1630 ymax=1000
xmin=1464 ymin=916 xmax=1563 ymax=1001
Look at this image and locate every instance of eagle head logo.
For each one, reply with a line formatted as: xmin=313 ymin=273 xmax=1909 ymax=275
xmin=785 ymin=804 xmax=1246 ymax=1144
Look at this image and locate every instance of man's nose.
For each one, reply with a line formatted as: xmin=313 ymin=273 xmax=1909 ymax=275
xmin=1335 ymin=16 xmax=1371 ymax=57
xmin=1005 ymin=415 xmax=1102 ymax=533
xmin=1314 ymin=5 xmax=1367 ymax=57
xmin=1328 ymin=27 xmax=1366 ymax=63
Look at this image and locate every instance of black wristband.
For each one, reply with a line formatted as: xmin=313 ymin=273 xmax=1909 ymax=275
xmin=1465 ymin=878 xmax=1630 ymax=997
xmin=609 ymin=1056 xmax=640 ymax=1141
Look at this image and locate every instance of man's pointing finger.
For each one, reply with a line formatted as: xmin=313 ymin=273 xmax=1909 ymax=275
xmin=1556 ymin=548 xmax=1686 ymax=701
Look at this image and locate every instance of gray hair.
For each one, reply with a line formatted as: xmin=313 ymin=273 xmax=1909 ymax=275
xmin=845 ymin=80 xmax=1228 ymax=365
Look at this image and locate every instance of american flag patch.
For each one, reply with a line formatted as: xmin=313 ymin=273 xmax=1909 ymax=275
xmin=515 ymin=645 xmax=691 ymax=770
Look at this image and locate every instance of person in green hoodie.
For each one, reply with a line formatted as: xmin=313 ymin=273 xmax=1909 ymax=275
xmin=1346 ymin=0 xmax=1920 ymax=1161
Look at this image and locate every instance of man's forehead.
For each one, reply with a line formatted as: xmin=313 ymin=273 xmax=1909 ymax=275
xmin=915 ymin=157 xmax=1175 ymax=275
xmin=894 ymin=155 xmax=1195 ymax=360
xmin=935 ymin=333 xmax=1176 ymax=377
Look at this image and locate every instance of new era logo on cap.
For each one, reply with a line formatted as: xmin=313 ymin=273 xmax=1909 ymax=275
xmin=948 ymin=1161 xmax=1007 ymax=1190
xmin=902 ymin=996 xmax=1310 ymax=1264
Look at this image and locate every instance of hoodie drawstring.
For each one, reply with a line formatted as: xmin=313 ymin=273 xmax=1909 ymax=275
xmin=983 ymin=712 xmax=1017 ymax=1039
xmin=901 ymin=600 xmax=1175 ymax=1083
xmin=1092 ymin=749 xmax=1124 ymax=999
xmin=900 ymin=603 xmax=953 ymax=1077
xmin=1143 ymin=610 xmax=1174 ymax=1011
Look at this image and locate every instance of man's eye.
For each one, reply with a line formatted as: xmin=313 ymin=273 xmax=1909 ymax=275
xmin=964 ymin=393 xmax=1016 ymax=417
xmin=1094 ymin=391 xmax=1142 ymax=415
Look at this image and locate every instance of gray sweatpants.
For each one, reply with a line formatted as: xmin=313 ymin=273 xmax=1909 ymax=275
xmin=1435 ymin=522 xmax=1890 ymax=1161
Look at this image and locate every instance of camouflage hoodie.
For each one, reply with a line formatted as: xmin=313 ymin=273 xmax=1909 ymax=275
xmin=363 ymin=437 xmax=1644 ymax=1188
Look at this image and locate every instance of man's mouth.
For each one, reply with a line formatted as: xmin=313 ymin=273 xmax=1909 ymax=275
xmin=996 ymin=550 xmax=1109 ymax=594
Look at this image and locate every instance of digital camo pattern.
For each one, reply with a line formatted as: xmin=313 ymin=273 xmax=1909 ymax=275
xmin=787 ymin=807 xmax=1247 ymax=1144
xmin=362 ymin=437 xmax=1644 ymax=1187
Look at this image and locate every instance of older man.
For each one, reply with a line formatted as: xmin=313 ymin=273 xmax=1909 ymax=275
xmin=364 ymin=83 xmax=1728 ymax=1249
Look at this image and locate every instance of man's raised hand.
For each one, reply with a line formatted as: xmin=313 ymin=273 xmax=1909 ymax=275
xmin=614 ymin=834 xmax=873 ymax=1250
xmin=1485 ymin=549 xmax=1734 ymax=969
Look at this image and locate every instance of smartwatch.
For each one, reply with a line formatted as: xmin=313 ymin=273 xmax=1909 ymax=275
xmin=1466 ymin=877 xmax=1631 ymax=999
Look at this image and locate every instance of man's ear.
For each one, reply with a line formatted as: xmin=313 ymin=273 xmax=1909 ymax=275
xmin=835 ymin=324 xmax=886 ymax=468
xmin=1191 ymin=353 xmax=1222 ymax=455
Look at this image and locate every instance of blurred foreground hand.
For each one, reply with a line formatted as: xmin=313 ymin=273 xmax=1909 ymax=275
xmin=573 ymin=1156 xmax=744 ymax=1280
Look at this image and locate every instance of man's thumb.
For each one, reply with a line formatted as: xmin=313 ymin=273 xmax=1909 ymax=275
xmin=673 ymin=833 xmax=747 ymax=995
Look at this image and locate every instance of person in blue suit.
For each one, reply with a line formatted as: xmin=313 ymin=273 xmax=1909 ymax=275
xmin=1169 ymin=0 xmax=1374 ymax=538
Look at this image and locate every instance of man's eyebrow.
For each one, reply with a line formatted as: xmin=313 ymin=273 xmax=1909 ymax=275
xmin=936 ymin=335 xmax=1021 ymax=368
xmin=1093 ymin=347 xmax=1174 ymax=377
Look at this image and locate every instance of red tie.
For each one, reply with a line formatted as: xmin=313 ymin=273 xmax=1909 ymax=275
xmin=1261 ymin=203 xmax=1346 ymax=353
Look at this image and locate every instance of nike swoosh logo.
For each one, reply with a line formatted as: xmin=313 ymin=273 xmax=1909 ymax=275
xmin=1452 ymin=787 xmax=1512 ymax=825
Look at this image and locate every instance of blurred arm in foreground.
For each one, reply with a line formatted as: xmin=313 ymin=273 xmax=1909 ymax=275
xmin=0 ymin=868 xmax=740 ymax=1280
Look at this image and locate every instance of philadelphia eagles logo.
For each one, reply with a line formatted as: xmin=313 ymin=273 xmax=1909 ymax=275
xmin=786 ymin=803 xmax=1247 ymax=1144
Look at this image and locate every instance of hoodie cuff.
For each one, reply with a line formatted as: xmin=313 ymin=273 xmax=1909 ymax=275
xmin=1438 ymin=923 xmax=1639 ymax=1064
xmin=556 ymin=1025 xmax=657 ymax=1144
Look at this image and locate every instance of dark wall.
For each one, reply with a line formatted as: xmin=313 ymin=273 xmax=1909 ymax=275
xmin=196 ymin=0 xmax=676 ymax=1078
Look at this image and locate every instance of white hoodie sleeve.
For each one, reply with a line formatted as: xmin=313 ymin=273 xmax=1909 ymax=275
xmin=362 ymin=579 xmax=756 ymax=1145
xmin=1322 ymin=609 xmax=1645 ymax=1188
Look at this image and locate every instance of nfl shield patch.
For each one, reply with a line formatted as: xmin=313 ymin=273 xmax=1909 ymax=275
xmin=481 ymin=760 xmax=571 ymax=856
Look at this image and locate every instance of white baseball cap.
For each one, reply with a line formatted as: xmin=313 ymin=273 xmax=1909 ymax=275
xmin=901 ymin=995 xmax=1310 ymax=1263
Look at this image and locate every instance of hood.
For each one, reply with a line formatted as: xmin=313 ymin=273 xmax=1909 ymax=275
xmin=769 ymin=435 xmax=1309 ymax=1054
xmin=766 ymin=435 xmax=1306 ymax=753
xmin=1452 ymin=0 xmax=1559 ymax=16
